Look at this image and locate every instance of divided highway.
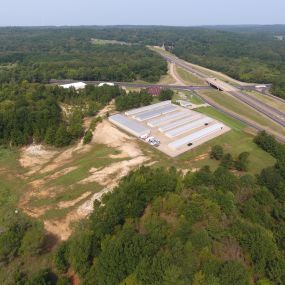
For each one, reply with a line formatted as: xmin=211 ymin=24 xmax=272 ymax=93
xmin=156 ymin=50 xmax=285 ymax=130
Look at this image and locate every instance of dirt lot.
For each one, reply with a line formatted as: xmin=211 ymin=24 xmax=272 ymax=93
xmin=18 ymin=119 xmax=150 ymax=240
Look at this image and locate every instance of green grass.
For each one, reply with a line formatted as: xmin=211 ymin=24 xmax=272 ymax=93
xmin=0 ymin=147 xmax=26 ymax=225
xmin=141 ymin=107 xmax=275 ymax=174
xmin=197 ymin=106 xmax=245 ymax=130
xmin=27 ymin=144 xmax=123 ymax=212
xmin=91 ymin=38 xmax=131 ymax=46
xmin=198 ymin=90 xmax=285 ymax=136
xmin=245 ymin=91 xmax=285 ymax=113
xmin=173 ymin=90 xmax=204 ymax=105
xmin=176 ymin=67 xmax=206 ymax=85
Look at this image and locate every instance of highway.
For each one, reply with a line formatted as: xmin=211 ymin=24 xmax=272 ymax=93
xmin=52 ymin=53 xmax=285 ymax=136
xmin=228 ymin=91 xmax=285 ymax=128
xmin=193 ymin=91 xmax=285 ymax=144
xmin=155 ymin=50 xmax=285 ymax=130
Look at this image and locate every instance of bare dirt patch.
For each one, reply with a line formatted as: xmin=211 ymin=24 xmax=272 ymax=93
xmin=190 ymin=153 xmax=209 ymax=162
xmin=18 ymin=119 xmax=150 ymax=240
xmin=79 ymin=156 xmax=149 ymax=187
xmin=19 ymin=145 xmax=58 ymax=175
xmin=169 ymin=63 xmax=186 ymax=86
xmin=58 ymin=191 xmax=92 ymax=209
xmin=93 ymin=120 xmax=143 ymax=158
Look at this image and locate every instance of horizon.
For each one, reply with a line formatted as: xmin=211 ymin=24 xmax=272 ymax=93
xmin=1 ymin=0 xmax=284 ymax=26
xmin=1 ymin=24 xmax=285 ymax=28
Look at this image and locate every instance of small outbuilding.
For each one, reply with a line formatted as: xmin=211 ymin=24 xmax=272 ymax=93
xmin=60 ymin=82 xmax=87 ymax=90
xmin=98 ymin=82 xmax=115 ymax=87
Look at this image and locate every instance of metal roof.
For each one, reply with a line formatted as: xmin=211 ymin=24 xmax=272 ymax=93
xmin=134 ymin=105 xmax=178 ymax=121
xmin=147 ymin=111 xmax=189 ymax=127
xmin=125 ymin=101 xmax=171 ymax=116
xmin=159 ymin=114 xmax=202 ymax=132
xmin=109 ymin=114 xmax=150 ymax=137
xmin=165 ymin=117 xmax=213 ymax=138
xmin=168 ymin=123 xmax=224 ymax=149
xmin=60 ymin=82 xmax=87 ymax=89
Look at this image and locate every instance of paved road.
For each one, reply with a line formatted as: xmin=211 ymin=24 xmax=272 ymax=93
xmin=156 ymin=51 xmax=285 ymax=130
xmin=228 ymin=91 xmax=285 ymax=128
xmin=193 ymin=91 xmax=285 ymax=144
xmin=50 ymin=80 xmax=212 ymax=91
xmin=159 ymin=53 xmax=209 ymax=79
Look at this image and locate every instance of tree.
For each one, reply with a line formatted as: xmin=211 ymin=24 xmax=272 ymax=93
xmin=159 ymin=89 xmax=174 ymax=101
xmin=210 ymin=145 xmax=224 ymax=160
xmin=83 ymin=130 xmax=93 ymax=144
xmin=54 ymin=243 xmax=70 ymax=273
xmin=44 ymin=127 xmax=56 ymax=145
xmin=56 ymin=276 xmax=72 ymax=285
xmin=55 ymin=125 xmax=71 ymax=147
xmin=218 ymin=261 xmax=250 ymax=285
xmin=20 ymin=223 xmax=45 ymax=256
xmin=221 ymin=153 xmax=234 ymax=169
xmin=24 ymin=269 xmax=53 ymax=285
xmin=235 ymin=152 xmax=250 ymax=171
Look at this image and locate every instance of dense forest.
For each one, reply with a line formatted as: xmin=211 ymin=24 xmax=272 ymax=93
xmin=2 ymin=132 xmax=285 ymax=284
xmin=0 ymin=82 xmax=126 ymax=146
xmin=0 ymin=28 xmax=167 ymax=83
xmin=42 ymin=25 xmax=284 ymax=99
xmin=1 ymin=26 xmax=284 ymax=96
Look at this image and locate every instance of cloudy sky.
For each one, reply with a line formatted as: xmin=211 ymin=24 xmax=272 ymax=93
xmin=1 ymin=0 xmax=284 ymax=26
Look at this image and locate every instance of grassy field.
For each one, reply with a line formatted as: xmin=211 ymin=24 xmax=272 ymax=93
xmin=91 ymin=38 xmax=131 ymax=45
xmin=245 ymin=91 xmax=285 ymax=113
xmin=0 ymin=108 xmax=277 ymax=283
xmin=197 ymin=89 xmax=285 ymax=137
xmin=176 ymin=67 xmax=206 ymax=85
xmin=172 ymin=90 xmax=204 ymax=105
xmin=141 ymin=106 xmax=275 ymax=174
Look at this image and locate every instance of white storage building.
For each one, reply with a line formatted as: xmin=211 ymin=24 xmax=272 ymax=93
xmin=165 ymin=117 xmax=213 ymax=138
xmin=158 ymin=114 xmax=202 ymax=133
xmin=109 ymin=114 xmax=150 ymax=137
xmin=168 ymin=123 xmax=224 ymax=150
xmin=147 ymin=111 xmax=189 ymax=127
xmin=98 ymin=82 xmax=115 ymax=87
xmin=133 ymin=105 xmax=178 ymax=122
xmin=60 ymin=82 xmax=87 ymax=90
xmin=125 ymin=101 xmax=171 ymax=116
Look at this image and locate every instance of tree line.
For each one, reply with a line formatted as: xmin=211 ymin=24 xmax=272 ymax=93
xmin=3 ymin=131 xmax=285 ymax=284
xmin=0 ymin=83 xmax=124 ymax=147
xmin=0 ymin=28 xmax=167 ymax=84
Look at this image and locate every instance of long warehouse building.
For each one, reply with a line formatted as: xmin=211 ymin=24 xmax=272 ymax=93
xmin=159 ymin=114 xmax=202 ymax=132
xmin=109 ymin=114 xmax=150 ymax=137
xmin=133 ymin=104 xmax=178 ymax=121
xmin=147 ymin=111 xmax=189 ymax=127
xmin=125 ymin=101 xmax=171 ymax=116
xmin=165 ymin=117 xmax=213 ymax=138
xmin=168 ymin=123 xmax=224 ymax=150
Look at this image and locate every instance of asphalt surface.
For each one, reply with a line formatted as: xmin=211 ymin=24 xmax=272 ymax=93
xmin=193 ymin=91 xmax=285 ymax=144
xmin=228 ymin=91 xmax=285 ymax=128
xmin=52 ymin=52 xmax=285 ymax=137
xmin=156 ymin=51 xmax=285 ymax=130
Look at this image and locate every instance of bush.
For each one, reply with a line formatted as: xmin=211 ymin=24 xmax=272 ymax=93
xmin=54 ymin=243 xmax=70 ymax=273
xmin=218 ymin=261 xmax=250 ymax=285
xmin=221 ymin=153 xmax=234 ymax=169
xmin=159 ymin=89 xmax=174 ymax=101
xmin=210 ymin=145 xmax=224 ymax=160
xmin=83 ymin=130 xmax=93 ymax=145
xmin=235 ymin=152 xmax=250 ymax=171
